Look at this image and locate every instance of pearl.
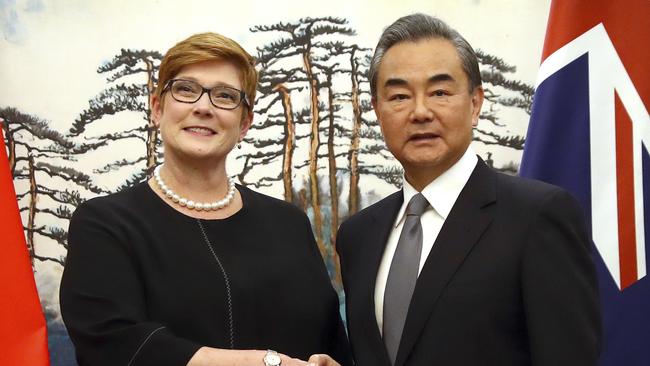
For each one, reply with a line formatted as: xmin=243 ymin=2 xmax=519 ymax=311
xmin=154 ymin=165 xmax=236 ymax=211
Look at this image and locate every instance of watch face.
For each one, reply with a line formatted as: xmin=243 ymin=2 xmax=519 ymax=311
xmin=264 ymin=353 xmax=281 ymax=366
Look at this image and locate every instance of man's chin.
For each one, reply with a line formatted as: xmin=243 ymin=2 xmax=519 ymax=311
xmin=401 ymin=156 xmax=444 ymax=170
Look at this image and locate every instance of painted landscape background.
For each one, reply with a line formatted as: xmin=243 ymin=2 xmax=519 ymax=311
xmin=0 ymin=0 xmax=550 ymax=364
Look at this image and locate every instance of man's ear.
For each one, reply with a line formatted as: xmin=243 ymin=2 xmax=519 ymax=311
xmin=372 ymin=96 xmax=385 ymax=136
xmin=470 ymin=86 xmax=484 ymax=128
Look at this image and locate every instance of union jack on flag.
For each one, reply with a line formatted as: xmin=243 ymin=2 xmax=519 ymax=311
xmin=520 ymin=0 xmax=650 ymax=364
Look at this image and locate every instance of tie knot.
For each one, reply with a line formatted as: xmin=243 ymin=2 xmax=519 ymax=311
xmin=406 ymin=193 xmax=429 ymax=217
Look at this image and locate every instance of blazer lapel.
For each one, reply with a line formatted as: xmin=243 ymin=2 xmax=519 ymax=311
xmin=359 ymin=191 xmax=403 ymax=366
xmin=395 ymin=160 xmax=497 ymax=366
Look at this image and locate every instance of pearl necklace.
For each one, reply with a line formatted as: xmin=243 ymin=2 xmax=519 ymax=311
xmin=153 ymin=165 xmax=236 ymax=211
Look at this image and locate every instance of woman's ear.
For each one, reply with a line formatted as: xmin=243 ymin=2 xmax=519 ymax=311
xmin=151 ymin=94 xmax=162 ymax=127
xmin=239 ymin=111 xmax=253 ymax=140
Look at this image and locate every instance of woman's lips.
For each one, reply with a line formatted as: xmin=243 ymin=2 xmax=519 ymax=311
xmin=184 ymin=126 xmax=216 ymax=136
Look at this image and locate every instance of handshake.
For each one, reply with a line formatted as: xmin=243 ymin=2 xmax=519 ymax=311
xmin=262 ymin=350 xmax=340 ymax=366
xmin=188 ymin=348 xmax=342 ymax=366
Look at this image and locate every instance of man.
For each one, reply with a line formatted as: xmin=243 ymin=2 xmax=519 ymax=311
xmin=336 ymin=13 xmax=601 ymax=366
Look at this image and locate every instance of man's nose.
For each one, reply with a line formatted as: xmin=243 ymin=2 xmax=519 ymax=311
xmin=411 ymin=95 xmax=433 ymax=123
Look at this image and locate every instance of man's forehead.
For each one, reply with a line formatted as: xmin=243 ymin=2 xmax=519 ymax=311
xmin=383 ymin=38 xmax=459 ymax=65
xmin=378 ymin=41 xmax=463 ymax=82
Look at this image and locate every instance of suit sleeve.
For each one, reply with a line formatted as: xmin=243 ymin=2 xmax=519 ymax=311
xmin=59 ymin=200 xmax=201 ymax=366
xmin=335 ymin=220 xmax=359 ymax=366
xmin=335 ymin=221 xmax=350 ymax=330
xmin=296 ymin=212 xmax=353 ymax=366
xmin=521 ymin=189 xmax=601 ymax=365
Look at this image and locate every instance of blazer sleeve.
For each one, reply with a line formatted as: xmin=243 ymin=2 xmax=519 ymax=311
xmin=521 ymin=189 xmax=601 ymax=365
xmin=300 ymin=214 xmax=353 ymax=366
xmin=59 ymin=200 xmax=201 ymax=366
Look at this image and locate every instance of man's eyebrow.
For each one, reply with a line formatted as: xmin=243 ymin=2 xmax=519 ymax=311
xmin=428 ymin=73 xmax=455 ymax=84
xmin=383 ymin=73 xmax=456 ymax=88
xmin=384 ymin=78 xmax=408 ymax=88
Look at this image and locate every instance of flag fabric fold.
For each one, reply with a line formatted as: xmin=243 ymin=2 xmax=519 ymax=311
xmin=0 ymin=120 xmax=50 ymax=365
xmin=520 ymin=1 xmax=650 ymax=365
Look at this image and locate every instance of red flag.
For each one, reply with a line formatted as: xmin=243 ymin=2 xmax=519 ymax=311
xmin=521 ymin=0 xmax=650 ymax=364
xmin=0 ymin=119 xmax=50 ymax=364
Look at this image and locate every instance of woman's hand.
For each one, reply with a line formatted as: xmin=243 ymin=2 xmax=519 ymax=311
xmin=307 ymin=354 xmax=341 ymax=366
xmin=187 ymin=347 xmax=313 ymax=366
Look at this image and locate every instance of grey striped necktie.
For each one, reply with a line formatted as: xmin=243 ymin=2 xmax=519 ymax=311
xmin=383 ymin=193 xmax=429 ymax=365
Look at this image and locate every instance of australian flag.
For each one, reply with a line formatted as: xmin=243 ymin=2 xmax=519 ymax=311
xmin=519 ymin=0 xmax=650 ymax=365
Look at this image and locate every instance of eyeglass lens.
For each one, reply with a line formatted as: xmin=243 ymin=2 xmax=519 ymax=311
xmin=170 ymin=80 xmax=243 ymax=109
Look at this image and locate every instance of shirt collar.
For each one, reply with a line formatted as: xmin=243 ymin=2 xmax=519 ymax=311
xmin=394 ymin=147 xmax=478 ymax=228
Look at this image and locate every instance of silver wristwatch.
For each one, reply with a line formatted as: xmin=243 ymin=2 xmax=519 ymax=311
xmin=263 ymin=350 xmax=281 ymax=366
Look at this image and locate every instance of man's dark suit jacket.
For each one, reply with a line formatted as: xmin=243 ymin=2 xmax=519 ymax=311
xmin=337 ymin=159 xmax=601 ymax=366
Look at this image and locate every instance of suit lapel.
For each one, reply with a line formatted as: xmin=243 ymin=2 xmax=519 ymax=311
xmin=395 ymin=160 xmax=498 ymax=366
xmin=359 ymin=191 xmax=403 ymax=366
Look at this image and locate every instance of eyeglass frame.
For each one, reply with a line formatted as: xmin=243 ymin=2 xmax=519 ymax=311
xmin=162 ymin=78 xmax=250 ymax=110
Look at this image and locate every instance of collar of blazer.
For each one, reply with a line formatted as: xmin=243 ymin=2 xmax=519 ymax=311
xmin=368 ymin=157 xmax=497 ymax=366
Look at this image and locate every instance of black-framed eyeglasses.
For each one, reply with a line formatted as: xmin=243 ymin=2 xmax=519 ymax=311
xmin=163 ymin=79 xmax=249 ymax=110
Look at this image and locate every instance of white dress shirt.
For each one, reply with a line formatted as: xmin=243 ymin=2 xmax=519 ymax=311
xmin=374 ymin=147 xmax=479 ymax=334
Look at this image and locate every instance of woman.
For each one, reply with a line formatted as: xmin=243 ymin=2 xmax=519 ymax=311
xmin=60 ymin=32 xmax=351 ymax=366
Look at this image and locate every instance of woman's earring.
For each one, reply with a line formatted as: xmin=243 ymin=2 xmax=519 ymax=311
xmin=237 ymin=142 xmax=242 ymax=149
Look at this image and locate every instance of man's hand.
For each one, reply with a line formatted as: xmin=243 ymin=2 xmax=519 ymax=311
xmin=307 ymin=354 xmax=341 ymax=366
